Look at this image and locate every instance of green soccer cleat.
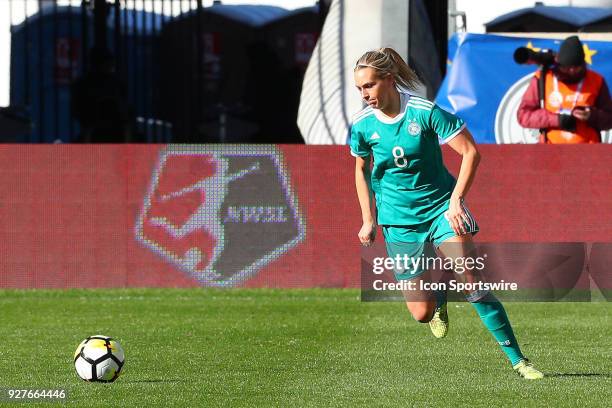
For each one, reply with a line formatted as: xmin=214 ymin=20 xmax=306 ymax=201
xmin=429 ymin=302 xmax=449 ymax=338
xmin=513 ymin=359 xmax=544 ymax=380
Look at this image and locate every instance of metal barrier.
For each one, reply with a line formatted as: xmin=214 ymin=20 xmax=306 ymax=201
xmin=6 ymin=0 xmax=321 ymax=143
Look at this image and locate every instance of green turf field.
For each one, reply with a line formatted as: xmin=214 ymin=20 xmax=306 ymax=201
xmin=0 ymin=289 xmax=610 ymax=407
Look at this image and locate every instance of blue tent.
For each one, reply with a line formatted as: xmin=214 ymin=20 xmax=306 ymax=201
xmin=486 ymin=5 xmax=612 ymax=32
xmin=206 ymin=4 xmax=288 ymax=27
xmin=158 ymin=4 xmax=297 ymax=142
xmin=9 ymin=6 xmax=164 ymax=143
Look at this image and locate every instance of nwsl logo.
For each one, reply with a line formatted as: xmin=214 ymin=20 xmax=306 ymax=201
xmin=135 ymin=145 xmax=305 ymax=286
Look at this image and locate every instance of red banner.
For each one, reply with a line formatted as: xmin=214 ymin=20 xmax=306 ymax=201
xmin=0 ymin=144 xmax=610 ymax=288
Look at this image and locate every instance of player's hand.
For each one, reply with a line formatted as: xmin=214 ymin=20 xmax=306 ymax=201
xmin=446 ymin=196 xmax=468 ymax=236
xmin=572 ymin=106 xmax=591 ymax=121
xmin=358 ymin=221 xmax=376 ymax=246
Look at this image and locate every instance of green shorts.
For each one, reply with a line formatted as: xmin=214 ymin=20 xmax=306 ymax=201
xmin=382 ymin=200 xmax=479 ymax=281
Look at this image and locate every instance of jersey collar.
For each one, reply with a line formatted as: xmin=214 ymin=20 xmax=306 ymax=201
xmin=373 ymin=92 xmax=410 ymax=124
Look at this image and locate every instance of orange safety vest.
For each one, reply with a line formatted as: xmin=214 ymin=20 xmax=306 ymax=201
xmin=537 ymin=69 xmax=602 ymax=143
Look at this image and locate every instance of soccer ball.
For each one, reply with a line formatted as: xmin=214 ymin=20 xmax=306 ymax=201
xmin=74 ymin=335 xmax=125 ymax=382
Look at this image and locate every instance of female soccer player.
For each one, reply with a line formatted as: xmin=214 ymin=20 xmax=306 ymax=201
xmin=351 ymin=48 xmax=544 ymax=379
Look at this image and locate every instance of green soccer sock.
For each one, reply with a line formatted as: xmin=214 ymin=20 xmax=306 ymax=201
xmin=468 ymin=292 xmax=525 ymax=366
xmin=434 ymin=288 xmax=447 ymax=308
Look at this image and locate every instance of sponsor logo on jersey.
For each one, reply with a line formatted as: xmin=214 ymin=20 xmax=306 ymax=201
xmin=135 ymin=145 xmax=305 ymax=286
xmin=370 ymin=132 xmax=380 ymax=140
xmin=408 ymin=121 xmax=421 ymax=136
xmin=547 ymin=91 xmax=563 ymax=108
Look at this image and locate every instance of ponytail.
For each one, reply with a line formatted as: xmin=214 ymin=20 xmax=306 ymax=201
xmin=354 ymin=47 xmax=421 ymax=92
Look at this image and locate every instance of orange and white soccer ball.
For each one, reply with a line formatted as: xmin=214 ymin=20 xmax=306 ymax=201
xmin=74 ymin=335 xmax=125 ymax=382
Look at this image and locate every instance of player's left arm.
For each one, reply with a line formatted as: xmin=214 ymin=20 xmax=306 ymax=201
xmin=429 ymin=104 xmax=481 ymax=235
xmin=446 ymin=128 xmax=481 ymax=235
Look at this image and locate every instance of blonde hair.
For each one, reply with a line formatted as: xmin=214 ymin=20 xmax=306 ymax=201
xmin=354 ymin=47 xmax=421 ymax=92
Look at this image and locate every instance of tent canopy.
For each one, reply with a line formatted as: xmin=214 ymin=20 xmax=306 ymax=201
xmin=486 ymin=5 xmax=612 ymax=32
xmin=201 ymin=4 xmax=288 ymax=27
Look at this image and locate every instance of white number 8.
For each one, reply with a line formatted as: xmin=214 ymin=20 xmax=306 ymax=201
xmin=392 ymin=146 xmax=408 ymax=168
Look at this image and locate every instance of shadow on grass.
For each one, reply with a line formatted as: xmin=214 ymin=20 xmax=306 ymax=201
xmin=546 ymin=373 xmax=612 ymax=378
xmin=122 ymin=379 xmax=185 ymax=383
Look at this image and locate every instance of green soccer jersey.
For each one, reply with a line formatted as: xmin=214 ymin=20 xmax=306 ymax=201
xmin=350 ymin=93 xmax=465 ymax=226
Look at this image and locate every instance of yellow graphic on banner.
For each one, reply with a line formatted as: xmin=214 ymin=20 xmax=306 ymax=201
xmin=525 ymin=41 xmax=597 ymax=65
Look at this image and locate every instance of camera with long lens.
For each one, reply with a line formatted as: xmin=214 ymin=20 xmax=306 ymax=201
xmin=513 ymin=47 xmax=556 ymax=66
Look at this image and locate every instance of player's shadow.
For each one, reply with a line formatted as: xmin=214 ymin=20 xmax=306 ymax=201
xmin=546 ymin=373 xmax=612 ymax=378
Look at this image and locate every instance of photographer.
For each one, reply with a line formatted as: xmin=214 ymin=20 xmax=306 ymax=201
xmin=517 ymin=36 xmax=612 ymax=143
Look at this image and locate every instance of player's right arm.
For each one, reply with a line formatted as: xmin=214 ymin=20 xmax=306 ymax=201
xmin=350 ymin=111 xmax=376 ymax=246
xmin=355 ymin=155 xmax=376 ymax=246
